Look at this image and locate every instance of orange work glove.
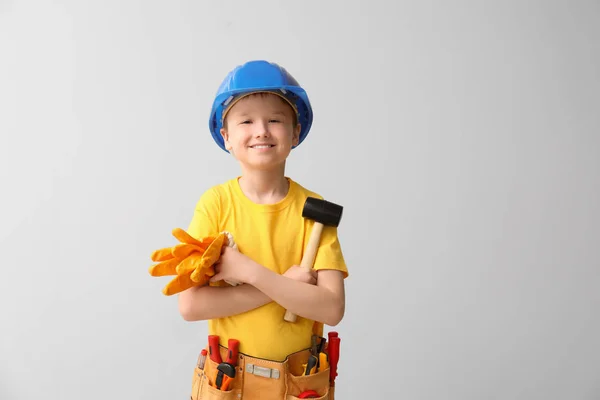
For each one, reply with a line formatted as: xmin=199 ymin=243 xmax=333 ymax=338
xmin=148 ymin=228 xmax=234 ymax=296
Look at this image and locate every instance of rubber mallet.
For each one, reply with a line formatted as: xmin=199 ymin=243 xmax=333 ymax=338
xmin=283 ymin=196 xmax=343 ymax=323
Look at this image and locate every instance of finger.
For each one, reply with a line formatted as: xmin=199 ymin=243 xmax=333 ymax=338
xmin=149 ymin=258 xmax=181 ymax=276
xmin=175 ymin=253 xmax=202 ymax=275
xmin=171 ymin=228 xmax=206 ymax=246
xmin=150 ymin=247 xmax=175 ymax=262
xmin=204 ymin=262 xmax=218 ymax=277
xmin=191 ymin=262 xmax=216 ymax=282
xmin=172 ymin=243 xmax=207 ymax=259
xmin=190 ymin=256 xmax=214 ymax=281
xmin=195 ymin=273 xmax=212 ymax=286
xmin=190 ymin=240 xmax=224 ymax=282
xmin=162 ymin=273 xmax=198 ymax=296
xmin=203 ymin=233 xmax=227 ymax=261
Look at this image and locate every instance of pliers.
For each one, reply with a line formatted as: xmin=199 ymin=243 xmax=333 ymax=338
xmin=303 ymin=335 xmax=320 ymax=375
xmin=210 ymin=338 xmax=240 ymax=391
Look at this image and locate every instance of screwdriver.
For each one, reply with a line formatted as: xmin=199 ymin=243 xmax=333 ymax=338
xmin=197 ymin=349 xmax=207 ymax=369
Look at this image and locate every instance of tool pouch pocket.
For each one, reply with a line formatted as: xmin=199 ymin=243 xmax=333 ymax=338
xmin=191 ymin=356 xmax=239 ymax=400
xmin=284 ymin=351 xmax=331 ymax=400
xmin=190 ymin=366 xmax=204 ymax=400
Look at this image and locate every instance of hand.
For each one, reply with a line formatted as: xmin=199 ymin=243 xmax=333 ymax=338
xmin=210 ymin=246 xmax=255 ymax=285
xmin=283 ymin=265 xmax=317 ymax=285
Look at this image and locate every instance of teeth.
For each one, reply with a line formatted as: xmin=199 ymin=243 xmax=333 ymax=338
xmin=252 ymin=145 xmax=271 ymax=148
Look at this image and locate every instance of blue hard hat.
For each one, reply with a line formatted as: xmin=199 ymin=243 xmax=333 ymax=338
xmin=208 ymin=60 xmax=313 ymax=153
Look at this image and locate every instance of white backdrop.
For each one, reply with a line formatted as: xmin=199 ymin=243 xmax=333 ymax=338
xmin=1 ymin=1 xmax=599 ymax=399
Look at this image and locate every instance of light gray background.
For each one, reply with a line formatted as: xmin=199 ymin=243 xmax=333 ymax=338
xmin=1 ymin=1 xmax=599 ymax=399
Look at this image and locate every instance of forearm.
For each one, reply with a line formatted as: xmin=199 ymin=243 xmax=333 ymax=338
xmin=248 ymin=264 xmax=345 ymax=326
xmin=178 ymin=283 xmax=272 ymax=321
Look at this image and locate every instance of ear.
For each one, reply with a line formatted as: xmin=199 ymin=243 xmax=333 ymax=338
xmin=292 ymin=123 xmax=301 ymax=146
xmin=220 ymin=128 xmax=232 ymax=151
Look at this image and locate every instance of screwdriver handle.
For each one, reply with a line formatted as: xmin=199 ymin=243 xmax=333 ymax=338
xmin=328 ymin=337 xmax=340 ymax=384
xmin=328 ymin=331 xmax=338 ymax=342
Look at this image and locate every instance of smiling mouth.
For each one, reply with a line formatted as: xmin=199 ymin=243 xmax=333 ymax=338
xmin=249 ymin=144 xmax=275 ymax=149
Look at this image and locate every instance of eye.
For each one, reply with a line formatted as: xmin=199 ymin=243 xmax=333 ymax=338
xmin=269 ymin=119 xmax=281 ymax=123
xmin=239 ymin=120 xmax=252 ymax=125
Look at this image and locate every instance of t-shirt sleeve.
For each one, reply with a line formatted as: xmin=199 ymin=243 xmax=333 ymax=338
xmin=186 ymin=187 xmax=221 ymax=240
xmin=312 ymin=224 xmax=349 ymax=279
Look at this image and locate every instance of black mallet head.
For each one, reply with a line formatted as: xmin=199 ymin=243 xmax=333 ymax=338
xmin=302 ymin=197 xmax=343 ymax=227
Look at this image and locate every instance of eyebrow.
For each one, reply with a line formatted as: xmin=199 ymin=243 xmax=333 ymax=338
xmin=232 ymin=111 xmax=288 ymax=118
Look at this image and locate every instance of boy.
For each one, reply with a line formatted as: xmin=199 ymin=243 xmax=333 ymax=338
xmin=178 ymin=60 xmax=348 ymax=400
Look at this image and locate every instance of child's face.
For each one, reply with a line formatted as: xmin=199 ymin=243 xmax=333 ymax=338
xmin=220 ymin=93 xmax=301 ymax=171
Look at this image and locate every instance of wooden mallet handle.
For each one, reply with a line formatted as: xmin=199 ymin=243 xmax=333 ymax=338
xmin=283 ymin=196 xmax=343 ymax=323
xmin=283 ymin=222 xmax=324 ymax=322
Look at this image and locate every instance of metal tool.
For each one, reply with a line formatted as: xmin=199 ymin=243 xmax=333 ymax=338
xmin=311 ymin=335 xmax=319 ymax=356
xmin=303 ymin=354 xmax=318 ymax=375
xmin=301 ymin=334 xmax=321 ymax=375
xmin=213 ymin=338 xmax=240 ymax=391
xmin=213 ymin=363 xmax=236 ymax=391
xmin=318 ymin=336 xmax=326 ymax=354
xmin=284 ymin=197 xmax=343 ymax=323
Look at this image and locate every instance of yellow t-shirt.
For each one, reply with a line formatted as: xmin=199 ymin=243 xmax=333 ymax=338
xmin=186 ymin=177 xmax=348 ymax=361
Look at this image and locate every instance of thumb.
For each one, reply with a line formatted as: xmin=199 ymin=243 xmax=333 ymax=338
xmin=210 ymin=272 xmax=221 ymax=282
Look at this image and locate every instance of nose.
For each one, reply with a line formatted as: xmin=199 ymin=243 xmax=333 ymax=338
xmin=253 ymin=119 xmax=270 ymax=137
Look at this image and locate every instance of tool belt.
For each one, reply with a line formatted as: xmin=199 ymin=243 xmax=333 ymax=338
xmin=190 ymin=336 xmax=338 ymax=400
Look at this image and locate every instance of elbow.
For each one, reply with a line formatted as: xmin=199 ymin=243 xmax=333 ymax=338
xmin=178 ymin=296 xmax=195 ymax=321
xmin=178 ymin=290 xmax=204 ymax=321
xmin=179 ymin=305 xmax=198 ymax=322
xmin=324 ymin=301 xmax=345 ymax=327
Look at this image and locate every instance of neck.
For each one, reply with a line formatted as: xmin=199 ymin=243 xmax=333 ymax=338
xmin=238 ymin=163 xmax=289 ymax=204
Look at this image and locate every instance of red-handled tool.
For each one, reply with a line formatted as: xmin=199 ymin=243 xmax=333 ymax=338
xmin=298 ymin=390 xmax=319 ymax=398
xmin=212 ymin=338 xmax=240 ymax=391
xmin=328 ymin=336 xmax=340 ymax=385
xmin=208 ymin=335 xmax=222 ymax=363
xmin=225 ymin=339 xmax=239 ymax=365
xmin=197 ymin=348 xmax=207 ymax=369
